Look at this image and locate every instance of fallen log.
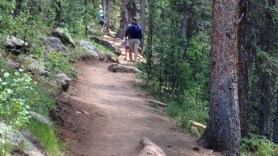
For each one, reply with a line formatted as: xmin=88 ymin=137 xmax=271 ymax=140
xmin=145 ymin=99 xmax=167 ymax=107
xmin=188 ymin=120 xmax=207 ymax=131
xmin=108 ymin=63 xmax=141 ymax=73
xmin=139 ymin=137 xmax=167 ymax=156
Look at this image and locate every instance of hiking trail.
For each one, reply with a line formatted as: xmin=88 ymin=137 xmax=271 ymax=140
xmin=56 ymin=36 xmax=218 ymax=156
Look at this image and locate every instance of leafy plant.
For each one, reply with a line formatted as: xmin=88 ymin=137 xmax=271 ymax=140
xmin=46 ymin=51 xmax=76 ymax=77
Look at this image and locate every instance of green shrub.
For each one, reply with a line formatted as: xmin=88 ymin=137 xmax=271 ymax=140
xmin=46 ymin=51 xmax=77 ymax=77
xmin=241 ymin=135 xmax=278 ymax=156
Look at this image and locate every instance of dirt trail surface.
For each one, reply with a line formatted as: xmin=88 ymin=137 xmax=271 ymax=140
xmin=57 ymin=36 xmax=218 ymax=156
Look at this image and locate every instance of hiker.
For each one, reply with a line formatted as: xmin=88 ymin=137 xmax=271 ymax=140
xmin=124 ymin=17 xmax=142 ymax=63
xmin=98 ymin=5 xmax=105 ymax=32
xmin=124 ymin=24 xmax=133 ymax=61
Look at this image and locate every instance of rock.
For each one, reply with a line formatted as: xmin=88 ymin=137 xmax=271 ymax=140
xmin=0 ymin=123 xmax=45 ymax=156
xmin=52 ymin=28 xmax=75 ymax=47
xmin=6 ymin=35 xmax=29 ymax=55
xmin=108 ymin=63 xmax=141 ymax=73
xmin=20 ymin=57 xmax=49 ymax=76
xmin=55 ymin=72 xmax=72 ymax=92
xmin=91 ymin=36 xmax=122 ymax=55
xmin=139 ymin=137 xmax=167 ymax=156
xmin=6 ymin=59 xmax=21 ymax=70
xmin=44 ymin=37 xmax=69 ymax=57
xmin=29 ymin=111 xmax=51 ymax=126
xmin=79 ymin=40 xmax=101 ymax=60
xmin=107 ymin=55 xmax=119 ymax=63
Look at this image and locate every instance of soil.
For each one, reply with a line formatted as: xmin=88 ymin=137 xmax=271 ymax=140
xmin=53 ymin=36 xmax=219 ymax=156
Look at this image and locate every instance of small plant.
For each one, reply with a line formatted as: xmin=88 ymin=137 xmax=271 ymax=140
xmin=46 ymin=51 xmax=76 ymax=77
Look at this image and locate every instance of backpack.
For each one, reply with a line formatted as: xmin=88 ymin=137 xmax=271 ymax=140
xmin=131 ymin=24 xmax=141 ymax=35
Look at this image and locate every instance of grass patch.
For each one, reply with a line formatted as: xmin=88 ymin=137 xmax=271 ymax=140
xmin=27 ymin=119 xmax=63 ymax=156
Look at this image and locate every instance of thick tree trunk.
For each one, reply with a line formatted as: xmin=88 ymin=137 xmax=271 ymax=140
xmin=146 ymin=0 xmax=154 ymax=85
xmin=238 ymin=0 xmax=249 ymax=137
xmin=116 ymin=0 xmax=128 ymax=39
xmin=106 ymin=0 xmax=110 ymax=33
xmin=54 ymin=0 xmax=62 ymax=28
xmin=127 ymin=0 xmax=137 ymax=22
xmin=140 ymin=0 xmax=146 ymax=49
xmin=198 ymin=0 xmax=240 ymax=155
xmin=272 ymin=92 xmax=278 ymax=143
xmin=259 ymin=74 xmax=271 ymax=139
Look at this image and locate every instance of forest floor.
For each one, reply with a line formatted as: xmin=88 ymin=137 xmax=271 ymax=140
xmin=56 ymin=36 xmax=219 ymax=156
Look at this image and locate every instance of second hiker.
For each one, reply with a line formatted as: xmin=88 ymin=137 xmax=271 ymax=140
xmin=124 ymin=17 xmax=142 ymax=63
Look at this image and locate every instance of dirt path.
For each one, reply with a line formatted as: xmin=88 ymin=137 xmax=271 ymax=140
xmin=57 ymin=36 xmax=217 ymax=156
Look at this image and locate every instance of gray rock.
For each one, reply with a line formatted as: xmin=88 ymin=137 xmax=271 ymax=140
xmin=79 ymin=40 xmax=100 ymax=60
xmin=29 ymin=111 xmax=51 ymax=126
xmin=52 ymin=28 xmax=75 ymax=47
xmin=0 ymin=123 xmax=45 ymax=156
xmin=55 ymin=72 xmax=72 ymax=92
xmin=44 ymin=37 xmax=69 ymax=57
xmin=6 ymin=36 xmax=29 ymax=55
xmin=20 ymin=57 xmax=49 ymax=76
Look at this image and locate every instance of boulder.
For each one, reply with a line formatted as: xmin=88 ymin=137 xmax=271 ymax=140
xmin=79 ymin=40 xmax=100 ymax=60
xmin=55 ymin=72 xmax=72 ymax=92
xmin=139 ymin=137 xmax=167 ymax=156
xmin=6 ymin=36 xmax=29 ymax=55
xmin=20 ymin=57 xmax=49 ymax=76
xmin=0 ymin=123 xmax=45 ymax=156
xmin=52 ymin=28 xmax=75 ymax=47
xmin=91 ymin=36 xmax=122 ymax=55
xmin=44 ymin=37 xmax=69 ymax=57
xmin=108 ymin=63 xmax=141 ymax=73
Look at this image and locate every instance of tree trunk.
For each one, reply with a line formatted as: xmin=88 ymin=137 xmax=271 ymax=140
xmin=102 ymin=0 xmax=106 ymax=19
xmin=181 ymin=11 xmax=187 ymax=37
xmin=259 ymin=74 xmax=271 ymax=139
xmin=140 ymin=0 xmax=146 ymax=49
xmin=146 ymin=0 xmax=154 ymax=85
xmin=106 ymin=0 xmax=110 ymax=33
xmin=198 ymin=0 xmax=240 ymax=155
xmin=14 ymin=0 xmax=23 ymax=16
xmin=272 ymin=92 xmax=278 ymax=143
xmin=116 ymin=0 xmax=128 ymax=39
xmin=238 ymin=0 xmax=249 ymax=137
xmin=127 ymin=0 xmax=137 ymax=22
xmin=54 ymin=0 xmax=62 ymax=28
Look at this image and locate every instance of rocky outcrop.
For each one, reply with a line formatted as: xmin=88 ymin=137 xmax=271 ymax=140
xmin=139 ymin=137 xmax=167 ymax=156
xmin=0 ymin=124 xmax=45 ymax=156
xmin=20 ymin=57 xmax=49 ymax=76
xmin=29 ymin=111 xmax=51 ymax=126
xmin=90 ymin=36 xmax=122 ymax=55
xmin=6 ymin=36 xmax=29 ymax=55
xmin=52 ymin=28 xmax=75 ymax=47
xmin=55 ymin=72 xmax=72 ymax=92
xmin=108 ymin=63 xmax=141 ymax=73
xmin=44 ymin=37 xmax=69 ymax=57
xmin=79 ymin=40 xmax=118 ymax=62
xmin=79 ymin=40 xmax=101 ymax=60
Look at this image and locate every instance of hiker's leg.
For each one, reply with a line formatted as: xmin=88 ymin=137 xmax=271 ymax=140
xmin=124 ymin=49 xmax=128 ymax=60
xmin=129 ymin=49 xmax=133 ymax=61
xmin=133 ymin=39 xmax=140 ymax=62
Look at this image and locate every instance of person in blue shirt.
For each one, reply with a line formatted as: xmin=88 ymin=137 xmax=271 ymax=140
xmin=124 ymin=17 xmax=142 ymax=62
xmin=98 ymin=5 xmax=105 ymax=32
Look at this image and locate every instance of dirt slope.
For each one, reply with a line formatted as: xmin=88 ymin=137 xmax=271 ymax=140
xmin=56 ymin=59 xmax=217 ymax=156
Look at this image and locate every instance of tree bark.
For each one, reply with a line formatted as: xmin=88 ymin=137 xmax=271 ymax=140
xmin=146 ymin=0 xmax=154 ymax=85
xmin=116 ymin=0 xmax=128 ymax=39
xmin=272 ymin=92 xmax=278 ymax=143
xmin=140 ymin=0 xmax=146 ymax=49
xmin=198 ymin=0 xmax=240 ymax=155
xmin=14 ymin=0 xmax=23 ymax=16
xmin=54 ymin=0 xmax=62 ymax=28
xmin=127 ymin=0 xmax=137 ymax=22
xmin=238 ymin=0 xmax=249 ymax=137
xmin=106 ymin=0 xmax=110 ymax=33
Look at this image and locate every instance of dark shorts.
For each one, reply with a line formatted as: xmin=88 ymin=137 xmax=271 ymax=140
xmin=99 ymin=21 xmax=104 ymax=26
